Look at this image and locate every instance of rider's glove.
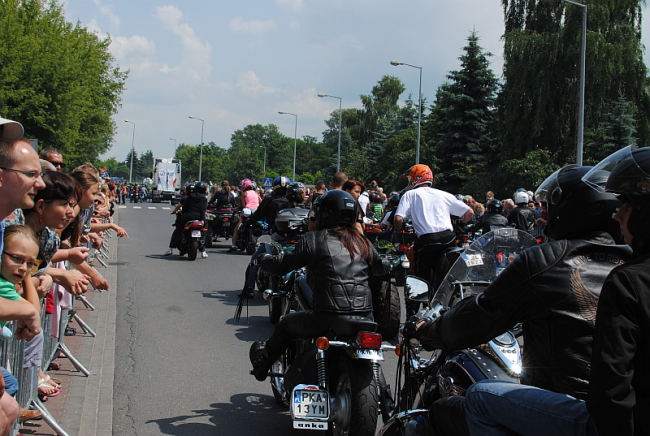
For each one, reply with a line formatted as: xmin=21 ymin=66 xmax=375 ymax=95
xmin=402 ymin=314 xmax=434 ymax=340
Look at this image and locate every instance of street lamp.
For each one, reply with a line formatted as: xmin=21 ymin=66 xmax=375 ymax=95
xmin=125 ymin=120 xmax=135 ymax=183
xmin=278 ymin=111 xmax=298 ymax=182
xmin=261 ymin=145 xmax=267 ymax=179
xmin=170 ymin=138 xmax=177 ymax=150
xmin=390 ymin=60 xmax=422 ymax=164
xmin=188 ymin=116 xmax=204 ymax=181
xmin=540 ymin=0 xmax=587 ymax=165
xmin=318 ymin=93 xmax=342 ymax=172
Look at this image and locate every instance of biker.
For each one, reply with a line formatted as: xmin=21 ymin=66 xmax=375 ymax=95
xmin=237 ymin=176 xmax=292 ymax=299
xmin=404 ymin=165 xmax=632 ymax=436
xmin=366 ymin=192 xmax=384 ymax=221
xmin=209 ymin=180 xmax=236 ymax=209
xmin=248 ymin=190 xmax=389 ymax=381
xmin=508 ymin=190 xmax=536 ymax=233
xmin=286 ymin=182 xmax=307 ymax=208
xmin=464 ymin=199 xmax=508 ymax=235
xmin=164 ymin=182 xmax=209 ymax=258
xmin=394 ymin=164 xmax=473 ymax=285
xmin=228 ymin=179 xmax=262 ymax=253
xmin=372 ymin=192 xmax=400 ymax=241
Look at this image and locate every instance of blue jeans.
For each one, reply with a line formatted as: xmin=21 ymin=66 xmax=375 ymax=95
xmin=464 ymin=380 xmax=597 ymax=436
xmin=244 ymin=233 xmax=283 ymax=290
xmin=2 ymin=367 xmax=18 ymax=396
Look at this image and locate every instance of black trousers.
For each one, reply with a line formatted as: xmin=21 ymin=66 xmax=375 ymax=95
xmin=413 ymin=230 xmax=456 ymax=285
xmin=429 ymin=396 xmax=470 ymax=436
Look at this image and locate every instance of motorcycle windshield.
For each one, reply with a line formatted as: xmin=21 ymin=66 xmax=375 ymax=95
xmin=432 ymin=228 xmax=538 ymax=308
xmin=582 ymin=145 xmax=650 ymax=195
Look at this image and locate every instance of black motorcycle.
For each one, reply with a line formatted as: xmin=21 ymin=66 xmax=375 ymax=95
xmin=369 ymin=239 xmax=402 ymax=340
xmin=176 ymin=219 xmax=207 ymax=261
xmin=378 ymin=228 xmax=538 ymax=435
xmin=234 ymin=208 xmax=263 ymax=255
xmin=205 ymin=205 xmax=235 ymax=247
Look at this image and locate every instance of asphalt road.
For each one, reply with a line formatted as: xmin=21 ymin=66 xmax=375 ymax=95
xmin=112 ymin=203 xmax=400 ymax=436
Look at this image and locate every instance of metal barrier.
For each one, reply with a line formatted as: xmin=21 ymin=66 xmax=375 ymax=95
xmin=0 ymin=225 xmax=112 ymax=436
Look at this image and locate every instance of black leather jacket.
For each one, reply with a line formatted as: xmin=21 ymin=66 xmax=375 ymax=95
xmin=465 ymin=212 xmax=508 ymax=234
xmin=418 ymin=232 xmax=632 ymax=398
xmin=508 ymin=206 xmax=536 ymax=234
xmin=260 ymin=229 xmax=389 ymax=313
xmin=587 ymin=252 xmax=650 ymax=436
xmin=252 ymin=193 xmax=290 ymax=233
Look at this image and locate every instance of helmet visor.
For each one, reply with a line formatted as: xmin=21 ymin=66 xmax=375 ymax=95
xmin=581 ymin=146 xmax=643 ymax=193
xmin=535 ymin=164 xmax=579 ymax=204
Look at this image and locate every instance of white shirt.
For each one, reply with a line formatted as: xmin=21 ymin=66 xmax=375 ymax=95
xmin=395 ymin=187 xmax=469 ymax=236
xmin=358 ymin=192 xmax=370 ymax=213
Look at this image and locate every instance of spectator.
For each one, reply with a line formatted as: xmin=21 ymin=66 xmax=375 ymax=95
xmin=38 ymin=147 xmax=65 ymax=172
xmin=329 ymin=172 xmax=348 ymax=190
xmin=484 ymin=190 xmax=495 ymax=207
xmin=502 ymin=199 xmax=515 ymax=218
xmin=304 ymin=180 xmax=325 ymax=207
xmin=474 ymin=202 xmax=485 ymax=219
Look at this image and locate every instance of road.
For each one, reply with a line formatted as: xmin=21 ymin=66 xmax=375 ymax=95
xmin=111 ymin=204 xmax=401 ymax=436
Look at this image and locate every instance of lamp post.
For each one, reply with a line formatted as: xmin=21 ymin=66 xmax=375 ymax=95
xmin=188 ymin=116 xmax=204 ymax=181
xmin=170 ymin=138 xmax=176 ymax=150
xmin=125 ymin=120 xmax=136 ymax=183
xmin=261 ymin=145 xmax=267 ymax=179
xmin=390 ymin=60 xmax=422 ymax=164
xmin=318 ymin=94 xmax=342 ymax=172
xmin=541 ymin=0 xmax=587 ymax=165
xmin=278 ymin=111 xmax=298 ymax=182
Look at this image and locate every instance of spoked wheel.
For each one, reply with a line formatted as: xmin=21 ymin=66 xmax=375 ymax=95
xmin=328 ymin=358 xmax=379 ymax=436
xmin=270 ymin=357 xmax=289 ymax=407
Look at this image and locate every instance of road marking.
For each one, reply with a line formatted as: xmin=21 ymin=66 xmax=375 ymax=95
xmin=148 ymin=207 xmax=156 ymax=209
xmin=119 ymin=206 xmax=126 ymax=209
xmin=133 ymin=206 xmax=141 ymax=209
xmin=162 ymin=207 xmax=171 ymax=210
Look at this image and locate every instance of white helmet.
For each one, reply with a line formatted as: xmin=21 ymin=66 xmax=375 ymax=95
xmin=515 ymin=191 xmax=529 ymax=205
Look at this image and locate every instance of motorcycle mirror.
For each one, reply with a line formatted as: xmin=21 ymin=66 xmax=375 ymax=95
xmin=404 ymin=275 xmax=430 ymax=303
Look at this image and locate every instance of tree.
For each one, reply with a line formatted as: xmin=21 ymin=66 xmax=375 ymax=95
xmin=498 ymin=0 xmax=650 ymax=163
xmin=427 ymin=31 xmax=499 ymax=194
xmin=586 ymin=94 xmax=637 ymax=163
xmin=0 ymin=0 xmax=127 ymax=168
xmin=174 ymin=142 xmax=227 ymax=184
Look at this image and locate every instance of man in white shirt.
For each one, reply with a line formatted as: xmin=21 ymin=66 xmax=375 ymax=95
xmin=394 ymin=164 xmax=473 ymax=285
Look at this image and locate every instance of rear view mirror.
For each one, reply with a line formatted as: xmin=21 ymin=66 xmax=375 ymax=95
xmin=405 ymin=276 xmax=429 ymax=303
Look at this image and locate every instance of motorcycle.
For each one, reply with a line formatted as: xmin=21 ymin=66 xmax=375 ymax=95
xmin=177 ymin=219 xmax=207 ymax=261
xmin=233 ymin=208 xmax=265 ymax=255
xmin=378 ymin=228 xmax=538 ymax=435
xmin=369 ymin=239 xmax=403 ymax=340
xmin=204 ymin=205 xmax=235 ymax=247
xmin=257 ymin=245 xmax=395 ymax=435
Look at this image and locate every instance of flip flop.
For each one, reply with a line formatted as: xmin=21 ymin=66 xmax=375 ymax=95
xmin=41 ymin=375 xmax=61 ymax=388
xmin=38 ymin=379 xmax=61 ymax=397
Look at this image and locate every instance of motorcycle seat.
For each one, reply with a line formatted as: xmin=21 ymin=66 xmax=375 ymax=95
xmin=330 ymin=315 xmax=378 ymax=337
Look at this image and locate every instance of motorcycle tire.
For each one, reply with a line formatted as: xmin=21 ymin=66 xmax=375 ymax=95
xmin=268 ymin=296 xmax=282 ymax=324
xmin=205 ymin=225 xmax=213 ymax=248
xmin=246 ymin=243 xmax=255 ymax=255
xmin=374 ymin=280 xmax=401 ymax=340
xmin=188 ymin=240 xmax=198 ymax=261
xmin=328 ymin=358 xmax=379 ymax=436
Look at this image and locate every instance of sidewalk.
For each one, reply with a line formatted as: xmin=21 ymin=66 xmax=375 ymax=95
xmin=20 ymin=215 xmax=119 ymax=436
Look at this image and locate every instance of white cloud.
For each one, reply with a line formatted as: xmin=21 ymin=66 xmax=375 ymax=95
xmin=275 ymin=0 xmax=303 ymax=11
xmin=236 ymin=71 xmax=278 ymax=95
xmin=154 ymin=5 xmax=212 ymax=82
xmin=280 ymin=88 xmax=336 ymax=119
xmin=229 ymin=17 xmax=277 ymax=36
xmin=93 ymin=0 xmax=120 ymax=27
xmin=289 ymin=20 xmax=301 ymax=31
xmin=110 ymin=35 xmax=156 ymax=76
xmin=86 ymin=18 xmax=102 ymax=35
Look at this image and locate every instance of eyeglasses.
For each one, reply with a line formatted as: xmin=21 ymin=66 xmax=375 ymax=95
xmin=2 ymin=252 xmax=37 ymax=269
xmin=46 ymin=160 xmax=66 ymax=170
xmin=0 ymin=167 xmax=44 ymax=179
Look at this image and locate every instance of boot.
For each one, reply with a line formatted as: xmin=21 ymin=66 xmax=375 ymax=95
xmin=249 ymin=341 xmax=272 ymax=382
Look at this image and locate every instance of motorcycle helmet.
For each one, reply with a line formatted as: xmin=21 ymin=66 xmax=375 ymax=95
xmin=455 ymin=194 xmax=468 ymax=204
xmin=389 ymin=192 xmax=400 ymax=209
xmin=313 ymin=190 xmax=357 ymax=229
xmin=513 ymin=191 xmax=528 ymax=205
xmin=240 ymin=179 xmax=253 ymax=191
xmin=369 ymin=192 xmax=381 ymax=204
xmin=251 ymin=181 xmax=258 ymax=191
xmin=486 ymin=199 xmax=503 ymax=214
xmin=186 ymin=183 xmax=195 ymax=194
xmin=287 ymin=182 xmax=307 ymax=204
xmin=273 ymin=176 xmax=291 ymax=194
xmin=400 ymin=164 xmax=433 ymax=190
xmin=583 ymin=146 xmax=650 ymax=248
xmin=194 ymin=181 xmax=207 ymax=194
xmin=535 ymin=165 xmax=621 ymax=241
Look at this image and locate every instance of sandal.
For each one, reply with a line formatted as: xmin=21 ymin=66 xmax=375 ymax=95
xmin=41 ymin=375 xmax=61 ymax=389
xmin=38 ymin=379 xmax=60 ymax=397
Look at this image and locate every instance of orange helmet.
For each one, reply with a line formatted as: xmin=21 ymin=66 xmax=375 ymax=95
xmin=401 ymin=164 xmax=433 ymax=190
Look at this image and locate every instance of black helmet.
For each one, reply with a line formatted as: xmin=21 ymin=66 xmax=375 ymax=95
xmin=195 ymin=181 xmax=207 ymax=194
xmin=186 ymin=183 xmax=195 ymax=194
xmin=389 ymin=192 xmax=400 ymax=209
xmin=273 ymin=176 xmax=291 ymax=194
xmin=287 ymin=182 xmax=307 ymax=204
xmin=313 ymin=190 xmax=357 ymax=229
xmin=535 ymin=165 xmax=621 ymax=241
xmin=583 ymin=146 xmax=650 ymax=246
xmin=369 ymin=192 xmax=381 ymax=204
xmin=487 ymin=199 xmax=503 ymax=214
xmin=455 ymin=194 xmax=467 ymax=204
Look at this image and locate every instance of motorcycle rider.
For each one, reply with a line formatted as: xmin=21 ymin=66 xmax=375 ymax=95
xmin=164 ymin=182 xmax=209 ymax=258
xmin=404 ymin=165 xmax=632 ymax=436
xmin=248 ymin=190 xmax=389 ymax=380
xmin=508 ymin=190 xmax=536 ymax=233
xmin=394 ymin=164 xmax=474 ymax=285
xmin=465 ymin=199 xmax=508 ymax=235
xmin=228 ymin=179 xmax=262 ymax=253
xmin=462 ymin=147 xmax=650 ymax=436
xmin=237 ymin=176 xmax=292 ymax=299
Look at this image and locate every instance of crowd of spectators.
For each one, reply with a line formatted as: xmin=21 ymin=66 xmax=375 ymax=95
xmin=0 ymin=117 xmax=128 ymax=435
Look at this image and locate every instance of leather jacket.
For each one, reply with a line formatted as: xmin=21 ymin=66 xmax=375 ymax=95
xmin=418 ymin=232 xmax=632 ymax=399
xmin=508 ymin=206 xmax=536 ymax=234
xmin=260 ymin=229 xmax=389 ymax=313
xmin=465 ymin=212 xmax=508 ymax=234
xmin=252 ymin=193 xmax=290 ymax=233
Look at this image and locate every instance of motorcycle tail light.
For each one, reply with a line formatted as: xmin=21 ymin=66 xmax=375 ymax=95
xmin=356 ymin=332 xmax=382 ymax=349
xmin=316 ymin=337 xmax=329 ymax=350
xmin=398 ymin=244 xmax=410 ymax=251
xmin=536 ymin=237 xmax=543 ymax=244
xmin=497 ymin=252 xmax=504 ymax=263
xmin=224 ymin=217 xmax=229 ymax=221
xmin=189 ymin=222 xmax=204 ymax=229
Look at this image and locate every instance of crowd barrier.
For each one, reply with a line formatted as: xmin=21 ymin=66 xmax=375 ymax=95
xmin=0 ymin=226 xmax=113 ymax=436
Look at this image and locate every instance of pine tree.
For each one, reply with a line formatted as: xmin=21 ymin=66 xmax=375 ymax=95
xmin=587 ymin=94 xmax=637 ymax=162
xmin=427 ymin=31 xmax=499 ymax=194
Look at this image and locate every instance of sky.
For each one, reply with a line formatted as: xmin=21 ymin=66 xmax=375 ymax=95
xmin=60 ymin=0 xmax=650 ymax=163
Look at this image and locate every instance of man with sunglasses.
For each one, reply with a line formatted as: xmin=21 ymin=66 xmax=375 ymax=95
xmin=38 ymin=147 xmax=65 ymax=172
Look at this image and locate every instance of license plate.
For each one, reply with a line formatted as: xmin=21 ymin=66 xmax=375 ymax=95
xmin=462 ymin=253 xmax=484 ymax=267
xmin=191 ymin=230 xmax=201 ymax=237
xmin=292 ymin=385 xmax=329 ymax=428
